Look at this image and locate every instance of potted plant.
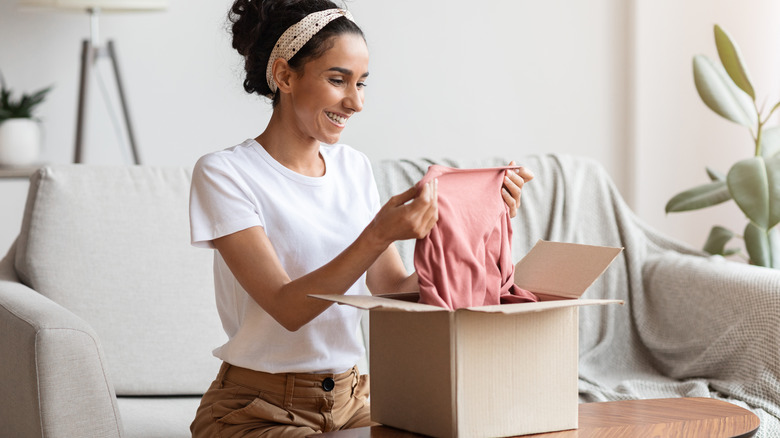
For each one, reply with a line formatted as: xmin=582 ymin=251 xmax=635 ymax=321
xmin=665 ymin=25 xmax=780 ymax=268
xmin=0 ymin=71 xmax=52 ymax=167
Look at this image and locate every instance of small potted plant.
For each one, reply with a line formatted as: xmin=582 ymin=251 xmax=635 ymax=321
xmin=665 ymin=25 xmax=780 ymax=268
xmin=0 ymin=71 xmax=52 ymax=167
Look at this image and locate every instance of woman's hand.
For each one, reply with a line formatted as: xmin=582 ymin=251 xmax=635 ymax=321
xmin=368 ymin=179 xmax=438 ymax=247
xmin=502 ymin=161 xmax=534 ymax=218
xmin=364 ymin=181 xmax=437 ymax=296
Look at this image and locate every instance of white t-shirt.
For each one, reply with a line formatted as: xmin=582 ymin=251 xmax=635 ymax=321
xmin=189 ymin=139 xmax=380 ymax=374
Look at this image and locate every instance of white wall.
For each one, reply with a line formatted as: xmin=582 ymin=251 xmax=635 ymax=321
xmin=0 ymin=0 xmax=630 ymax=252
xmin=3 ymin=0 xmax=776 ymax=258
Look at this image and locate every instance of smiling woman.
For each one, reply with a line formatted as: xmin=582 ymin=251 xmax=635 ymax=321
xmin=187 ymin=0 xmax=530 ymax=436
xmin=272 ymin=33 xmax=369 ymax=148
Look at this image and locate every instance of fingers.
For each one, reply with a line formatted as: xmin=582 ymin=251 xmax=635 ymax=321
xmin=378 ymin=179 xmax=438 ymax=241
xmin=507 ymin=160 xmax=534 ymax=182
xmin=410 ymin=179 xmax=435 ymax=207
xmin=504 ymin=161 xmax=534 ymax=218
xmin=425 ymin=178 xmax=439 ymax=231
xmin=390 ymin=185 xmax=419 ymax=206
xmin=503 ymin=170 xmax=522 ymax=217
xmin=502 ymin=186 xmax=517 ymax=218
xmin=505 ymin=170 xmax=524 ymax=192
xmin=517 ymin=167 xmax=534 ymax=182
xmin=409 ymin=179 xmax=438 ymax=238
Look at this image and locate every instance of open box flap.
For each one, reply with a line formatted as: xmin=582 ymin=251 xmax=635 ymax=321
xmin=464 ymin=298 xmax=623 ymax=314
xmin=310 ymin=294 xmax=445 ymax=312
xmin=311 ymin=294 xmax=623 ymax=314
xmin=514 ymin=240 xmax=623 ymax=299
xmin=311 ymin=240 xmax=623 ymax=312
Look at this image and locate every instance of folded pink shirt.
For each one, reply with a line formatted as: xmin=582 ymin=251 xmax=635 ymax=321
xmin=414 ymin=165 xmax=538 ymax=310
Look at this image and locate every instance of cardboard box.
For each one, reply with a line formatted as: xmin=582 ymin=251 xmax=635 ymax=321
xmin=312 ymin=240 xmax=622 ymax=438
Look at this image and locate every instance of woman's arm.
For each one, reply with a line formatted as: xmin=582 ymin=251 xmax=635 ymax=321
xmin=366 ymin=244 xmax=418 ymax=295
xmin=213 ymin=180 xmax=437 ymax=332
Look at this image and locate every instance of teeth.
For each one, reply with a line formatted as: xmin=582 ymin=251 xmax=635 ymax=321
xmin=326 ymin=112 xmax=347 ymax=124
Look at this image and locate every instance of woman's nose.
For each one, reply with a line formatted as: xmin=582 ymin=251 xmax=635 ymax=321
xmin=344 ymin=86 xmax=364 ymax=113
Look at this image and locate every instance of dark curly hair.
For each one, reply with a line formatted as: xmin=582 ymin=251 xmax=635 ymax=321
xmin=229 ymin=0 xmax=365 ymax=106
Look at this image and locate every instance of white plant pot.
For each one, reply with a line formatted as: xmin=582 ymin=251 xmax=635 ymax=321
xmin=0 ymin=118 xmax=41 ymax=167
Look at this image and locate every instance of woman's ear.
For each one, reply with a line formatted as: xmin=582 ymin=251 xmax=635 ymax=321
xmin=272 ymin=58 xmax=295 ymax=94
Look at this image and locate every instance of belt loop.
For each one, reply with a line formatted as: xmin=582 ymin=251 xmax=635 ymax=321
xmin=217 ymin=362 xmax=230 ymax=389
xmin=284 ymin=373 xmax=295 ymax=409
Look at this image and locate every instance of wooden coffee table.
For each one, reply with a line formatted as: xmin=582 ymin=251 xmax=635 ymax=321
xmin=314 ymin=397 xmax=760 ymax=437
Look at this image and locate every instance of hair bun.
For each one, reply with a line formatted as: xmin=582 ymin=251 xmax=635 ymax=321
xmin=229 ymin=0 xmax=262 ymax=58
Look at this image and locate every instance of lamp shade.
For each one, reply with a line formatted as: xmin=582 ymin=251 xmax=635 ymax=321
xmin=18 ymin=0 xmax=168 ymax=11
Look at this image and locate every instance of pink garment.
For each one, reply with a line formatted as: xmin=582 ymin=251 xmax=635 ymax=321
xmin=414 ymin=165 xmax=538 ymax=310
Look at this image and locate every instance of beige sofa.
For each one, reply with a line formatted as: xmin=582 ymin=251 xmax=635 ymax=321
xmin=0 ymin=166 xmax=224 ymax=437
xmin=1 ymin=156 xmax=779 ymax=437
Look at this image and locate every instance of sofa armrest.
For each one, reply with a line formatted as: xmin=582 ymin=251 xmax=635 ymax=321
xmin=0 ymin=246 xmax=123 ymax=438
xmin=640 ymin=251 xmax=780 ymax=397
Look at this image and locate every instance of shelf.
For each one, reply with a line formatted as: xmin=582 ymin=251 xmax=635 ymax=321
xmin=0 ymin=165 xmax=42 ymax=179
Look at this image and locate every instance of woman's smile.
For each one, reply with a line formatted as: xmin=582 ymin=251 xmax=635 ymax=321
xmin=325 ymin=111 xmax=348 ymax=127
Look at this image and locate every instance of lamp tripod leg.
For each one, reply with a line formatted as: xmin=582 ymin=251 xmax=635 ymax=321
xmin=74 ymin=39 xmax=93 ymax=164
xmin=107 ymin=40 xmax=141 ymax=165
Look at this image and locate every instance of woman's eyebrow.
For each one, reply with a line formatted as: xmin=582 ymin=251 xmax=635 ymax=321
xmin=327 ymin=67 xmax=370 ymax=78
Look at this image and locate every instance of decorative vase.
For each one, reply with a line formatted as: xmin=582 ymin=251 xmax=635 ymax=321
xmin=0 ymin=118 xmax=41 ymax=167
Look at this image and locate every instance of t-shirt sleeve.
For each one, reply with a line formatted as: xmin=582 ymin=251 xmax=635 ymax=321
xmin=189 ymin=153 xmax=265 ymax=249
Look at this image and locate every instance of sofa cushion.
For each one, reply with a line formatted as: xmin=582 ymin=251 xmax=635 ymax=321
xmin=15 ymin=165 xmax=225 ymax=396
xmin=116 ymin=396 xmax=201 ymax=438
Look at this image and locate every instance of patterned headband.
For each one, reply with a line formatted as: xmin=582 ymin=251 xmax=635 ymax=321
xmin=265 ymin=8 xmax=355 ymax=97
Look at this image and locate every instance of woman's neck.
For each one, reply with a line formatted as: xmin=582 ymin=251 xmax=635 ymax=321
xmin=255 ymin=111 xmax=325 ymax=177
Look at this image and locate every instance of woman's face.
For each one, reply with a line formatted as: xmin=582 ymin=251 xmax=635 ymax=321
xmin=286 ymin=33 xmax=369 ymax=145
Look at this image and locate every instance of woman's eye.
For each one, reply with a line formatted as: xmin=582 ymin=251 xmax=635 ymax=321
xmin=357 ymin=82 xmax=367 ymax=89
xmin=329 ymin=78 xmax=345 ymax=85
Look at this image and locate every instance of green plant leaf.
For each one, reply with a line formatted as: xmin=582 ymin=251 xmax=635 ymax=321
xmin=743 ymin=223 xmax=780 ymax=267
xmin=727 ymin=156 xmax=780 ymax=229
xmin=744 ymin=222 xmax=769 ymax=266
xmin=772 ymin=227 xmax=780 ymax=269
xmin=703 ymin=225 xmax=735 ymax=255
xmin=706 ymin=167 xmax=726 ymax=181
xmin=728 ymin=157 xmax=768 ymax=227
xmin=769 ymin=156 xmax=780 ymax=229
xmin=0 ymin=84 xmax=51 ymax=119
xmin=26 ymin=86 xmax=51 ymax=102
xmin=21 ymin=86 xmax=52 ymax=113
xmin=761 ymin=125 xmax=780 ymax=158
xmin=1 ymin=89 xmax=10 ymax=108
xmin=714 ymin=25 xmax=756 ymax=99
xmin=665 ymin=180 xmax=731 ymax=213
xmin=693 ymin=55 xmax=757 ymax=127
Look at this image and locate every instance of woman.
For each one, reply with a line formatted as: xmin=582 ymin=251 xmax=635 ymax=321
xmin=189 ymin=0 xmax=534 ymax=436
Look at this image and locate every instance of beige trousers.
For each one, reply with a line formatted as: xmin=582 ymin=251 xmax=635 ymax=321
xmin=191 ymin=362 xmax=374 ymax=437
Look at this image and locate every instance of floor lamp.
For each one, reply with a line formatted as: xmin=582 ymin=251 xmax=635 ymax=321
xmin=18 ymin=0 xmax=168 ymax=164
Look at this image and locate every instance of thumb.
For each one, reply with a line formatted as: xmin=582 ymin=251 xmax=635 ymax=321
xmin=390 ymin=184 xmax=423 ymax=206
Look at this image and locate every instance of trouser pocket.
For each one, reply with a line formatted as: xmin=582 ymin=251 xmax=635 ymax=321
xmin=216 ymin=393 xmax=295 ymax=426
